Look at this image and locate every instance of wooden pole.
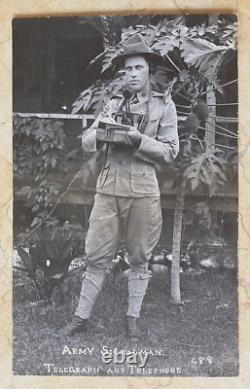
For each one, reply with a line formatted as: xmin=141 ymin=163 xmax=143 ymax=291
xmin=205 ymin=14 xmax=218 ymax=151
xmin=205 ymin=88 xmax=216 ymax=151
xmin=171 ymin=180 xmax=185 ymax=304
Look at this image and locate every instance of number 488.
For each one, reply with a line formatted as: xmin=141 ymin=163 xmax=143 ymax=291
xmin=191 ymin=356 xmax=213 ymax=365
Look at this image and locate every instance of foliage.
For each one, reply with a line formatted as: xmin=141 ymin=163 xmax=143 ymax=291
xmin=15 ymin=223 xmax=86 ymax=301
xmin=179 ymin=37 xmax=228 ymax=82
xmin=72 ymin=16 xmax=237 ymax=115
xmin=172 ymin=127 xmax=229 ymax=304
xmin=183 ymin=201 xmax=221 ymax=243
xmin=13 ymin=116 xmax=81 ymax=229
xmin=71 ymin=72 xmax=127 ymax=115
xmin=176 ymin=120 xmax=235 ymax=197
xmin=183 ymin=146 xmax=227 ymax=195
xmin=71 ymin=81 xmax=105 ymax=114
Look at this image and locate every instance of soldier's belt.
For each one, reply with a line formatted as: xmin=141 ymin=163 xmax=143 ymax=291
xmin=96 ymin=121 xmax=131 ymax=144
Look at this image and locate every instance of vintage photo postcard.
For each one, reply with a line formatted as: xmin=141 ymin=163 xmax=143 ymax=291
xmin=0 ymin=1 xmax=250 ymax=388
xmin=12 ymin=12 xmax=239 ymax=377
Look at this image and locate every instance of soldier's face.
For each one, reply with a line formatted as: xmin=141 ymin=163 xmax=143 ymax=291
xmin=124 ymin=56 xmax=150 ymax=93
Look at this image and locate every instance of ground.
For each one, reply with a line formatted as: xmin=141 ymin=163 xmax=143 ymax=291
xmin=13 ymin=268 xmax=238 ymax=377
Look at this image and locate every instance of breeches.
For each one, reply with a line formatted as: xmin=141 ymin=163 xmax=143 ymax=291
xmin=85 ymin=193 xmax=162 ymax=274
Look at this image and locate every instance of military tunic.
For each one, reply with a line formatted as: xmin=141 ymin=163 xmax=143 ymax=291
xmin=75 ymin=90 xmax=179 ymax=319
xmin=82 ymin=91 xmax=179 ymax=198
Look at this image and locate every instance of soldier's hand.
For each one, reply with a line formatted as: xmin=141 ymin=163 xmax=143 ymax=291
xmin=126 ymin=126 xmax=142 ymax=147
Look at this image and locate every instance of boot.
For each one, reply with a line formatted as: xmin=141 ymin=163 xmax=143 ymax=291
xmin=59 ymin=316 xmax=89 ymax=337
xmin=126 ymin=315 xmax=141 ymax=341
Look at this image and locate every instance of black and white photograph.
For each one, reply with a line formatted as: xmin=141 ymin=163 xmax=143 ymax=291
xmin=12 ymin=14 xmax=238 ymax=377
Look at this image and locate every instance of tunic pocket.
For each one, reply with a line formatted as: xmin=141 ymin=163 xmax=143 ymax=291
xmin=131 ymin=167 xmax=159 ymax=194
xmin=144 ymin=112 xmax=160 ymax=138
xmin=132 ymin=158 xmax=155 ymax=175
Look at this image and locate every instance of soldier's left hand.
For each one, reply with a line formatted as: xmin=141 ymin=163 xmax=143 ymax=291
xmin=126 ymin=126 xmax=142 ymax=147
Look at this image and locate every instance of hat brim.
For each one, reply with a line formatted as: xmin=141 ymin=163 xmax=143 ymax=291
xmin=112 ymin=52 xmax=163 ymax=68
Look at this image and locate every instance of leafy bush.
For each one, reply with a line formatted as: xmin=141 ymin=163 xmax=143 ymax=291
xmin=14 ymin=117 xmax=67 ymax=227
xmin=15 ymin=223 xmax=86 ymax=302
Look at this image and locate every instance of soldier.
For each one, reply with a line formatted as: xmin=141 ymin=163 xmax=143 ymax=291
xmin=60 ymin=33 xmax=179 ymax=340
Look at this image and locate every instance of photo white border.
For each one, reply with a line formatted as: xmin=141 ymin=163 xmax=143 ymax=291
xmin=1 ymin=1 xmax=249 ymax=388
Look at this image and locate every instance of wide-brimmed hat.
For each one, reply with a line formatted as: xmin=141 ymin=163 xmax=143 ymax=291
xmin=112 ymin=33 xmax=163 ymax=68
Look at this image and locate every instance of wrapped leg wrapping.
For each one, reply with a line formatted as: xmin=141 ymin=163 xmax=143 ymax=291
xmin=126 ymin=271 xmax=150 ymax=319
xmin=75 ymin=271 xmax=104 ymax=319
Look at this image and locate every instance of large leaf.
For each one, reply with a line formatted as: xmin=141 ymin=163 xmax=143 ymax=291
xmin=101 ymin=47 xmax=118 ymax=73
xmin=100 ymin=20 xmax=183 ymax=74
xmin=200 ymin=164 xmax=212 ymax=186
xmin=219 ymin=21 xmax=237 ymax=49
xmin=121 ymin=25 xmax=157 ymax=45
xmin=183 ymin=150 xmax=227 ymax=195
xmin=71 ymin=82 xmax=104 ymax=114
xmin=211 ymin=163 xmax=227 ymax=181
xmin=102 ymin=74 xmax=126 ymax=101
xmin=16 ymin=246 xmax=36 ymax=277
xmin=180 ymin=37 xmax=228 ymax=80
xmin=150 ymin=66 xmax=174 ymax=92
xmin=121 ymin=21 xmax=181 ymax=58
xmin=71 ymin=75 xmax=126 ymax=116
xmin=71 ymin=88 xmax=93 ymax=114
xmin=151 ymin=35 xmax=179 ymax=56
xmin=184 ymin=153 xmax=205 ymax=190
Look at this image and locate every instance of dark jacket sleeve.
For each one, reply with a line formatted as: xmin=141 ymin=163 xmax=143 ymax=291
xmin=134 ymin=97 xmax=179 ymax=166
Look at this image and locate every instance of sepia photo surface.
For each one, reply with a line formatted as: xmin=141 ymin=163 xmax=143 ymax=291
xmin=12 ymin=13 xmax=239 ymax=378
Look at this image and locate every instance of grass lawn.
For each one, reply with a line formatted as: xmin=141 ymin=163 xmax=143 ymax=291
xmin=13 ymin=268 xmax=238 ymax=377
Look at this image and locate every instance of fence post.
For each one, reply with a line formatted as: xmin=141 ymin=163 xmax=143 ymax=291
xmin=205 ymin=14 xmax=218 ymax=151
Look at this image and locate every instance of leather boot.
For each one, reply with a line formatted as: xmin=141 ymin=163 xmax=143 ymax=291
xmin=59 ymin=316 xmax=89 ymax=337
xmin=126 ymin=315 xmax=141 ymax=341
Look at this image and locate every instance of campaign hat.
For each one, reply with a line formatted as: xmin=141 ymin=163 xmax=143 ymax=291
xmin=112 ymin=33 xmax=163 ymax=68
